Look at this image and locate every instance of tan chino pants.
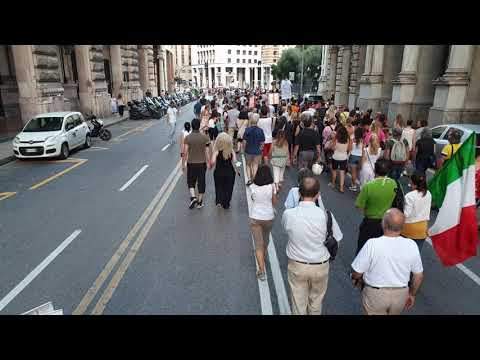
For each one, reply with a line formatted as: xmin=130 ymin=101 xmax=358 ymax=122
xmin=361 ymin=286 xmax=409 ymax=315
xmin=287 ymin=259 xmax=329 ymax=315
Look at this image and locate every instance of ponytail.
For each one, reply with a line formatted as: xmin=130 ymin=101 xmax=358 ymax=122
xmin=411 ymin=172 xmax=427 ymax=197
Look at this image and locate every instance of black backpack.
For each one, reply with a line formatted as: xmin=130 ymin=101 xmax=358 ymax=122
xmin=391 ymin=178 xmax=405 ymax=211
xmin=324 ymin=209 xmax=338 ymax=261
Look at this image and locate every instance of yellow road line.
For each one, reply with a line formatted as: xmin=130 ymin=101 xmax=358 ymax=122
xmin=112 ymin=124 xmax=150 ymax=141
xmin=91 ymin=168 xmax=182 ymax=315
xmin=29 ymin=159 xmax=88 ymax=190
xmin=72 ymin=161 xmax=181 ymax=315
xmin=0 ymin=192 xmax=16 ymax=201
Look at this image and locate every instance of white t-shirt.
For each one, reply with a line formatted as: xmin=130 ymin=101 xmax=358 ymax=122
xmin=250 ymin=183 xmax=276 ymax=221
xmin=351 ymin=235 xmax=423 ymax=288
xmin=257 ymin=117 xmax=273 ymax=144
xmin=167 ymin=107 xmax=177 ymax=124
xmin=404 ymin=190 xmax=432 ymax=224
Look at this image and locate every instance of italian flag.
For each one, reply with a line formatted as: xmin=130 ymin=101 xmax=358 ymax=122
xmin=428 ymin=133 xmax=478 ymax=266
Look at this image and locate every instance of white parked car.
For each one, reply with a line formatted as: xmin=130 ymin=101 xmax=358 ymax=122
xmin=12 ymin=111 xmax=91 ymax=159
xmin=430 ymin=123 xmax=480 ymax=156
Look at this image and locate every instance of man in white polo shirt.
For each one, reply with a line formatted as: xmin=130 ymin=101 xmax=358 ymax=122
xmin=282 ymin=176 xmax=343 ymax=315
xmin=351 ymin=208 xmax=424 ymax=315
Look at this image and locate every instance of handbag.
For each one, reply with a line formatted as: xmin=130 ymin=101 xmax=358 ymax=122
xmin=324 ymin=209 xmax=338 ymax=261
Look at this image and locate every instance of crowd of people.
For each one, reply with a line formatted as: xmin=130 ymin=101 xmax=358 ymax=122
xmin=177 ymin=86 xmax=468 ymax=315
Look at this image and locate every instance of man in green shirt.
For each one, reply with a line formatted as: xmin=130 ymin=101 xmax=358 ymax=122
xmin=355 ymin=158 xmax=397 ymax=254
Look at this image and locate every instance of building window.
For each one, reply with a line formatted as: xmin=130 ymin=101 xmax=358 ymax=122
xmin=248 ymin=59 xmax=251 ymax=63
xmin=228 ymin=58 xmax=231 ymax=63
xmin=273 ymin=59 xmax=277 ymax=63
xmin=273 ymin=51 xmax=278 ymax=55
xmin=237 ymin=59 xmax=240 ymax=63
xmin=248 ymin=51 xmax=252 ymax=55
xmin=254 ymin=59 xmax=257 ymax=63
xmin=228 ymin=49 xmax=231 ymax=54
xmin=254 ymin=51 xmax=257 ymax=55
xmin=217 ymin=67 xmax=220 ymax=72
xmin=242 ymin=59 xmax=245 ymax=63
xmin=243 ymin=50 xmax=246 ymax=55
xmin=237 ymin=50 xmax=240 ymax=55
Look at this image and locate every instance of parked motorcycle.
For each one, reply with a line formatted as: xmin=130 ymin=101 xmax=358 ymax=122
xmin=128 ymin=100 xmax=152 ymax=120
xmin=86 ymin=115 xmax=112 ymax=141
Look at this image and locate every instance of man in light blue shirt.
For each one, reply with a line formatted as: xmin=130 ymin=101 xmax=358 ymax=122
xmin=282 ymin=176 xmax=343 ymax=315
xmin=284 ymin=168 xmax=325 ymax=210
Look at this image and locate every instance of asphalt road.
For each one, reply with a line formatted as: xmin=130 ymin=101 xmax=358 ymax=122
xmin=0 ymin=102 xmax=479 ymax=315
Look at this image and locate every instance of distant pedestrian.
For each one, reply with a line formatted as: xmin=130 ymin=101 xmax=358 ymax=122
xmin=211 ymin=132 xmax=240 ymax=209
xmin=414 ymin=119 xmax=428 ymax=142
xmin=166 ymin=101 xmax=178 ymax=145
xmin=348 ymin=126 xmax=364 ymax=192
xmin=401 ymin=172 xmax=432 ymax=252
xmin=282 ymin=176 xmax=343 ymax=315
xmin=414 ymin=128 xmax=436 ymax=173
xmin=226 ymin=103 xmax=240 ymax=142
xmin=438 ymin=128 xmax=462 ymax=168
xmin=180 ymin=121 xmax=191 ymax=159
xmin=257 ymin=105 xmax=274 ymax=165
xmin=384 ymin=127 xmax=409 ymax=180
xmin=359 ymin=134 xmax=382 ymax=187
xmin=200 ymin=103 xmax=211 ymax=135
xmin=329 ymin=125 xmax=352 ymax=193
xmin=351 ymin=209 xmax=424 ymax=315
xmin=355 ymin=159 xmax=397 ymax=253
xmin=243 ymin=113 xmax=265 ymax=185
xmin=270 ymin=129 xmax=290 ymax=192
xmin=293 ymin=113 xmax=321 ymax=169
xmin=208 ymin=111 xmax=219 ymax=141
xmin=236 ymin=105 xmax=249 ymax=153
xmin=182 ymin=118 xmax=211 ymax=209
xmin=117 ymin=94 xmax=125 ymax=117
xmin=250 ymin=165 xmax=277 ymax=281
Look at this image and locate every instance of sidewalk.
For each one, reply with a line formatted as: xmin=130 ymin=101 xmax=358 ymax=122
xmin=0 ymin=112 xmax=129 ymax=166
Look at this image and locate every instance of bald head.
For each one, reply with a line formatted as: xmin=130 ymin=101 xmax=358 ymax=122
xmin=382 ymin=208 xmax=405 ymax=234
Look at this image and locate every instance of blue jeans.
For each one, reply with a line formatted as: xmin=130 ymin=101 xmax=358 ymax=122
xmin=168 ymin=121 xmax=176 ymax=143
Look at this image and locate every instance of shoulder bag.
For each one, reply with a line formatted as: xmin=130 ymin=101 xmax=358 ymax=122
xmin=324 ymin=209 xmax=338 ymax=261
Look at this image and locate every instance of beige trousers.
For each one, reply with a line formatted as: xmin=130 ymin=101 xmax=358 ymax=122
xmin=287 ymin=259 xmax=329 ymax=315
xmin=361 ymin=286 xmax=409 ymax=315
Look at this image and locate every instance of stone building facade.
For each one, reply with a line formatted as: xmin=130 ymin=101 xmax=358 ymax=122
xmin=318 ymin=45 xmax=480 ymax=127
xmin=0 ymin=45 xmax=165 ymax=138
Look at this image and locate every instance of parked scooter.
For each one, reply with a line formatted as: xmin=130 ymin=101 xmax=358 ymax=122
xmin=128 ymin=100 xmax=152 ymax=120
xmin=86 ymin=115 xmax=112 ymax=141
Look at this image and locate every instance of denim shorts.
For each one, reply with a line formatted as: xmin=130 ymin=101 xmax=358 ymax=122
xmin=349 ymin=155 xmax=362 ymax=165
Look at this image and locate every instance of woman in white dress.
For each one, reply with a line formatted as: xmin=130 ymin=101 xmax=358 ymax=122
xmin=359 ymin=133 xmax=382 ymax=188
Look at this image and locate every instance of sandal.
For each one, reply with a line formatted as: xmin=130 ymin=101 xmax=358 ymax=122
xmin=256 ymin=270 xmax=266 ymax=281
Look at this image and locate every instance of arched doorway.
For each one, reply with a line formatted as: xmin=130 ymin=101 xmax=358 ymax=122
xmin=57 ymin=45 xmax=80 ymax=111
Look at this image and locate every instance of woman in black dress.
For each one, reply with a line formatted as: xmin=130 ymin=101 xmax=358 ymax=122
xmin=211 ymin=132 xmax=241 ymax=209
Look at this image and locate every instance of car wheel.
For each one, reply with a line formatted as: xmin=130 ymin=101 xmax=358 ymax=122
xmin=59 ymin=143 xmax=69 ymax=160
xmin=84 ymin=134 xmax=92 ymax=149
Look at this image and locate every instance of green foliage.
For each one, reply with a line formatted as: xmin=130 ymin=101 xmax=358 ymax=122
xmin=272 ymin=45 xmax=323 ymax=82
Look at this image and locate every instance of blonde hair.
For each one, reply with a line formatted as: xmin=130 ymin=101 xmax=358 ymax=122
xmin=249 ymin=113 xmax=259 ymax=126
xmin=214 ymin=132 xmax=234 ymax=160
xmin=395 ymin=114 xmax=405 ymax=128
xmin=369 ymin=134 xmax=380 ymax=155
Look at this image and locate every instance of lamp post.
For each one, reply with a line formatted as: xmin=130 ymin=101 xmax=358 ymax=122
xmin=258 ymin=60 xmax=262 ymax=89
xmin=300 ymin=44 xmax=305 ymax=96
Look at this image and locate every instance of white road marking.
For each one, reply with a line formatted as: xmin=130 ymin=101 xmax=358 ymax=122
xmin=88 ymin=146 xmax=109 ymax=150
xmin=0 ymin=229 xmax=82 ymax=312
xmin=118 ymin=165 xmax=149 ymax=192
xmin=426 ymin=238 xmax=480 ymax=286
xmin=252 ymin=237 xmax=273 ymax=315
xmin=161 ymin=144 xmax=171 ymax=151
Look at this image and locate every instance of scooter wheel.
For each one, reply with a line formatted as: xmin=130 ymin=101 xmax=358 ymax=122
xmin=100 ymin=129 xmax=112 ymax=141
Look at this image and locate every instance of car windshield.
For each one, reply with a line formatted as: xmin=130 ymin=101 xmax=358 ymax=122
xmin=23 ymin=117 xmax=63 ymax=132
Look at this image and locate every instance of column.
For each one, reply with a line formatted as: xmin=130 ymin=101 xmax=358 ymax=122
xmin=336 ymin=45 xmax=351 ymax=106
xmin=74 ymin=45 xmax=94 ymax=115
xmin=257 ymin=67 xmax=262 ymax=88
xmin=158 ymin=46 xmax=166 ymax=91
xmin=362 ymin=45 xmax=374 ymax=77
xmin=318 ymin=45 xmax=329 ymax=96
xmin=138 ymin=45 xmax=149 ymax=95
xmin=221 ymin=66 xmax=227 ymax=87
xmin=260 ymin=66 xmax=264 ymax=88
xmin=202 ymin=67 xmax=207 ymax=88
xmin=109 ymin=45 xmax=123 ymax=98
xmin=327 ymin=46 xmax=338 ymax=99
xmin=11 ymin=45 xmax=41 ymax=124
xmin=358 ymin=45 xmax=385 ymax=112
xmin=430 ymin=45 xmax=475 ymax=125
xmin=245 ymin=66 xmax=251 ymax=88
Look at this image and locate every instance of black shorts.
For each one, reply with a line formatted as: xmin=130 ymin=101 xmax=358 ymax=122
xmin=331 ymin=159 xmax=348 ymax=171
xmin=187 ymin=163 xmax=207 ymax=193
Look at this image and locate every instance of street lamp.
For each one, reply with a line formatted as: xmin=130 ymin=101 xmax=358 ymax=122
xmin=258 ymin=61 xmax=262 ymax=89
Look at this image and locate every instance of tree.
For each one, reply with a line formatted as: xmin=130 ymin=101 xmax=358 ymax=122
xmin=273 ymin=46 xmax=323 ymax=83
